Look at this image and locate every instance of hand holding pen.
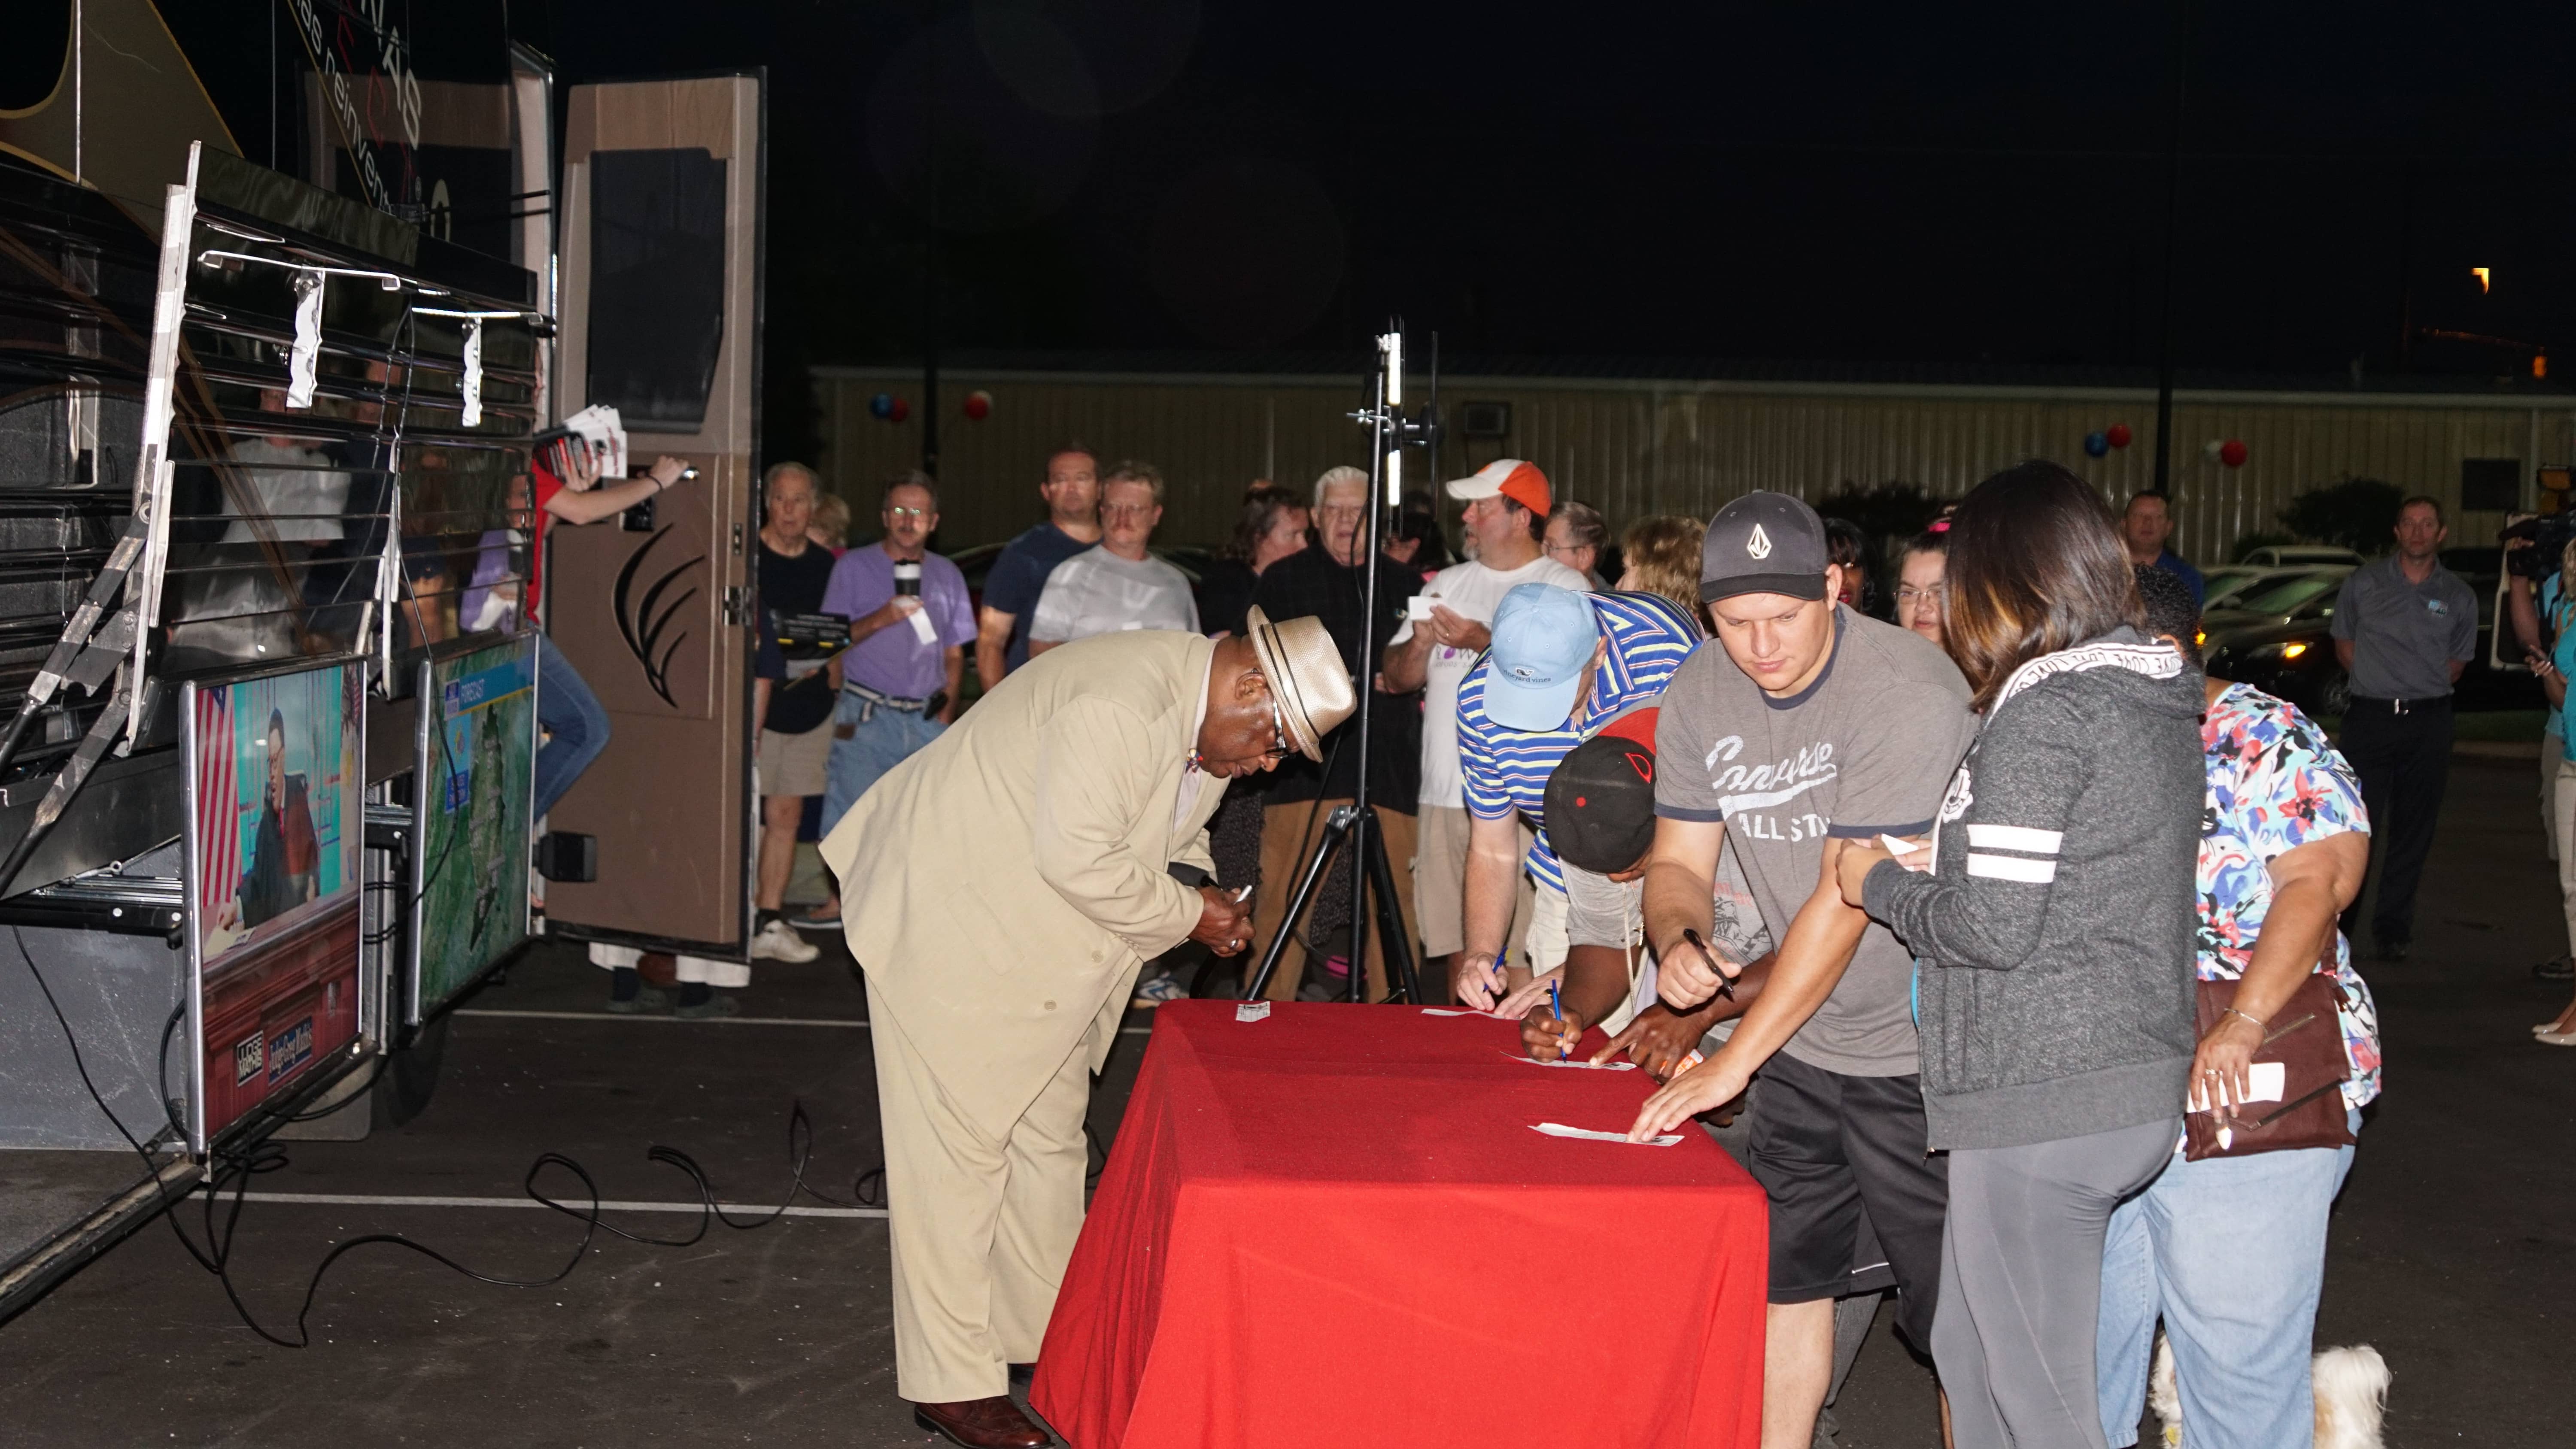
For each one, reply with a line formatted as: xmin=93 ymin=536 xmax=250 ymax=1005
xmin=1192 ymin=882 xmax=1256 ymax=957
xmin=1653 ymin=924 xmax=1737 ymax=1008
xmin=1518 ymin=973 xmax=1582 ymax=1061
xmin=1682 ymin=928 xmax=1736 ymax=1001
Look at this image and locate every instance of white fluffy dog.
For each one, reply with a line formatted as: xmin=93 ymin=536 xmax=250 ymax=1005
xmin=2147 ymin=1331 xmax=2390 ymax=1448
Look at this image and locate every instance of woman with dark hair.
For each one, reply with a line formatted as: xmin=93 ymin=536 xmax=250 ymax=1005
xmin=1385 ymin=491 xmax=1453 ymax=578
xmin=1197 ymin=482 xmax=1309 ymax=640
xmin=1823 ymin=516 xmax=1873 ymax=614
xmin=1835 ymin=460 xmax=2202 ymax=1449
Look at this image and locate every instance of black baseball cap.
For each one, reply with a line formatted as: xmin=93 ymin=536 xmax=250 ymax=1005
xmin=1701 ymin=491 xmax=1832 ymax=603
xmin=1543 ymin=710 xmax=1661 ymax=875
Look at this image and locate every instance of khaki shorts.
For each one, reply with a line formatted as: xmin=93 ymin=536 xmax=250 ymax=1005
xmin=1526 ymin=880 xmax=1569 ymax=975
xmin=757 ymin=724 xmax=831 ymax=799
xmin=1413 ymin=803 xmax=1538 ymax=964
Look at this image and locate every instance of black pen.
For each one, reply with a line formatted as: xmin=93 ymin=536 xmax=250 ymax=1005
xmin=1681 ymin=928 xmax=1735 ymax=1000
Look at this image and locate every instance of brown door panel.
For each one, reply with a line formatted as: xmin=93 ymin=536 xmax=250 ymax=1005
xmin=543 ymin=74 xmax=763 ymax=957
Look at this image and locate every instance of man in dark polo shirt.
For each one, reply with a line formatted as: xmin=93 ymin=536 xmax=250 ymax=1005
xmin=751 ymin=463 xmax=834 ymax=964
xmin=973 ymin=446 xmax=1102 ymax=687
xmin=1244 ymin=464 xmax=1423 ymax=1003
xmin=2330 ymin=495 xmax=2477 ymax=959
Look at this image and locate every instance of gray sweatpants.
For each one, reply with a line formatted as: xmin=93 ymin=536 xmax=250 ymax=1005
xmin=1935 ymin=1118 xmax=2180 ymax=1449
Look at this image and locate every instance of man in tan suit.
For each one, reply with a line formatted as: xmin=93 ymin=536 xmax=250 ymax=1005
xmin=824 ymin=608 xmax=1354 ymax=1449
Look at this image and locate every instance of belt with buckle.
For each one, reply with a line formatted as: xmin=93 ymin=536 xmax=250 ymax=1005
xmin=843 ymin=681 xmax=944 ymax=724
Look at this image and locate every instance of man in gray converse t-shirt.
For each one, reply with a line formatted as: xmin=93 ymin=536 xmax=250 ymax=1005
xmin=1635 ymin=491 xmax=1978 ymax=1449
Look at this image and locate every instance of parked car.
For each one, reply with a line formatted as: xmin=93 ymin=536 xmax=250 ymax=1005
xmin=2200 ymin=567 xmax=2353 ymax=631
xmin=2239 ymin=544 xmax=2366 ymax=569
xmin=2200 ymin=566 xmax=2307 ymax=614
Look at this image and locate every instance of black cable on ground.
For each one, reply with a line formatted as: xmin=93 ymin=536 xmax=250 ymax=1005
xmin=19 ymin=927 xmax=891 ymax=1350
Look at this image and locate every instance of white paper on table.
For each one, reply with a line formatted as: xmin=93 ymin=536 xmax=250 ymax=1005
xmin=2187 ymin=1060 xmax=2284 ymax=1113
xmin=1421 ymin=1007 xmax=1495 ymax=1017
xmin=908 ymin=608 xmax=940 ymax=646
xmin=1503 ymin=1052 xmax=1636 ymax=1071
xmin=1532 ymin=1122 xmax=1681 ymax=1147
xmin=1236 ymin=1001 xmax=1271 ymax=1022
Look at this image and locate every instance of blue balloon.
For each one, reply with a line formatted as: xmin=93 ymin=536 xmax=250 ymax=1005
xmin=869 ymin=392 xmax=895 ymax=420
xmin=2083 ymin=430 xmax=2110 ymax=458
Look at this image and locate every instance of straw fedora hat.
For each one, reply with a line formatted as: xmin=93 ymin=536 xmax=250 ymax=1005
xmin=1243 ymin=606 xmax=1352 ymax=762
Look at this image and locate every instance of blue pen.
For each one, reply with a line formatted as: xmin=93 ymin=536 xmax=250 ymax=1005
xmin=1548 ymin=976 xmax=1567 ymax=1059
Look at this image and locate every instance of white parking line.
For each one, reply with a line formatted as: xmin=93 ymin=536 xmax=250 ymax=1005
xmin=453 ymin=1009 xmax=870 ymax=1028
xmin=208 ymin=1190 xmax=887 ymax=1219
xmin=453 ymin=1008 xmax=1155 ymax=1034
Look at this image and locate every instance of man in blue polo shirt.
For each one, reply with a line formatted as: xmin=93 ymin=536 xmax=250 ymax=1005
xmin=973 ymin=446 xmax=1102 ymax=688
xmin=2120 ymin=489 xmax=2205 ymax=605
xmin=1452 ymin=582 xmax=1699 ymax=1009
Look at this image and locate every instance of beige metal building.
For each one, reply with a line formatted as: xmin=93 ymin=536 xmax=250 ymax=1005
xmin=814 ymin=360 xmax=2576 ymax=562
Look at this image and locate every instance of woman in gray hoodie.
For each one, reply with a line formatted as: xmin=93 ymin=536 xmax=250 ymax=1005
xmin=1835 ymin=461 xmax=2202 ymax=1449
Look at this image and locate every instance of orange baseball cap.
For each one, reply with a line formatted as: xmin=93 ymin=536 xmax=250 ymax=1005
xmin=1444 ymin=458 xmax=1551 ymax=517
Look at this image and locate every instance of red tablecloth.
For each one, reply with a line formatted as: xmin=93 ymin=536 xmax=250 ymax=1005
xmin=1032 ymin=1001 xmax=1768 ymax=1449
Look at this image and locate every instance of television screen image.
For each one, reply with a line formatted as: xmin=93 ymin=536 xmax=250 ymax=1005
xmin=189 ymin=661 xmax=364 ymax=972
xmin=414 ymin=639 xmax=536 ymax=1016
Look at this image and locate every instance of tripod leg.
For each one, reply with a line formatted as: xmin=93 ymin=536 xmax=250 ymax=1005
xmin=1361 ymin=811 xmax=1422 ymax=1005
xmin=1243 ymin=806 xmax=1355 ymax=1001
xmin=1346 ymin=809 xmax=1370 ymax=1003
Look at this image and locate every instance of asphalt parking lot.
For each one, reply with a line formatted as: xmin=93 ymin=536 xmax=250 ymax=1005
xmin=0 ymin=751 xmax=2568 ymax=1447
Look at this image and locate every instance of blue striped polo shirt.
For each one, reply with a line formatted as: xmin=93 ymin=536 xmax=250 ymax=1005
xmin=1457 ymin=590 xmax=1701 ymax=892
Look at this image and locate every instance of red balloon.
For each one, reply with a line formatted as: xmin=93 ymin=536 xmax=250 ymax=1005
xmin=2105 ymin=423 xmax=2132 ymax=449
xmin=2218 ymin=439 xmax=2248 ymax=468
xmin=889 ymin=397 xmax=911 ymax=423
xmin=964 ymin=389 xmax=993 ymax=421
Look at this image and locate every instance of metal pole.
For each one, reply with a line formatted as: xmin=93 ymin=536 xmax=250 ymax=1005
xmin=1347 ymin=356 xmax=1389 ymax=1001
xmin=2151 ymin=0 xmax=2191 ymax=497
xmin=920 ymin=0 xmax=941 ymax=479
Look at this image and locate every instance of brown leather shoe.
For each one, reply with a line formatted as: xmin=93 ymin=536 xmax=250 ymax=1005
xmin=911 ymin=1396 xmax=1052 ymax=1449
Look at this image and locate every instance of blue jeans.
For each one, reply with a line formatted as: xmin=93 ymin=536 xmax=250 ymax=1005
xmin=821 ymin=693 xmax=945 ymax=838
xmin=2095 ymin=1111 xmax=2361 ymax=1449
xmin=534 ymin=634 xmax=612 ymax=819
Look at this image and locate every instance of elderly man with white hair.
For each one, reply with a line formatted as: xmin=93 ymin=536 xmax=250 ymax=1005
xmin=1234 ymin=464 xmax=1429 ymax=1003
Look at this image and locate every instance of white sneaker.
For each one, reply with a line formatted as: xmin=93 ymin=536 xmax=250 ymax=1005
xmin=751 ymin=918 xmax=820 ymax=963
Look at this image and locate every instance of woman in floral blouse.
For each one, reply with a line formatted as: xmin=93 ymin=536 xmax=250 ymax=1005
xmin=2094 ymin=566 xmax=2382 ymax=1449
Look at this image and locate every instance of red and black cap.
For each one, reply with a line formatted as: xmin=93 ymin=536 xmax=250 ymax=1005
xmin=1543 ymin=708 xmax=1661 ymax=876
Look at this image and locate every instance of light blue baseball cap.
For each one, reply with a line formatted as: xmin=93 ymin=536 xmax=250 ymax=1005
xmin=1484 ymin=584 xmax=1601 ymax=731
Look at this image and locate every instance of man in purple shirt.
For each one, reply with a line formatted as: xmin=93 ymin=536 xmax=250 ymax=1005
xmin=803 ymin=473 xmax=977 ymax=930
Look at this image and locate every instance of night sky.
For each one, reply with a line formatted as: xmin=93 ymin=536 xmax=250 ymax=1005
xmin=149 ymin=2 xmax=2576 ymax=456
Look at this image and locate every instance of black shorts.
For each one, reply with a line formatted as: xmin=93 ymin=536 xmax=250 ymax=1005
xmin=1744 ymin=1051 xmax=1948 ymax=1350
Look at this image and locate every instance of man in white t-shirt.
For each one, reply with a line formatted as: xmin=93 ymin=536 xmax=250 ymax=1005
xmin=1029 ymin=461 xmax=1199 ymax=650
xmin=1379 ymin=458 xmax=1586 ymax=991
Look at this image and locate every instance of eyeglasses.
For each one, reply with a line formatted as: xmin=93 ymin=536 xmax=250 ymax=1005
xmin=1895 ymin=584 xmax=1946 ymax=605
xmin=1544 ymin=541 xmax=1586 ymax=559
xmin=884 ymin=506 xmax=930 ymax=521
xmin=1264 ymin=694 xmax=1293 ymax=760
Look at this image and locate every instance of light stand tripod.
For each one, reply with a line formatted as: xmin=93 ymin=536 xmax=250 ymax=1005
xmin=1245 ymin=323 xmax=1438 ymax=1005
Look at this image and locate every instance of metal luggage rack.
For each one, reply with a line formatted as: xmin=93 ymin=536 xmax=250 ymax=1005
xmin=0 ymin=143 xmax=546 ymax=900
